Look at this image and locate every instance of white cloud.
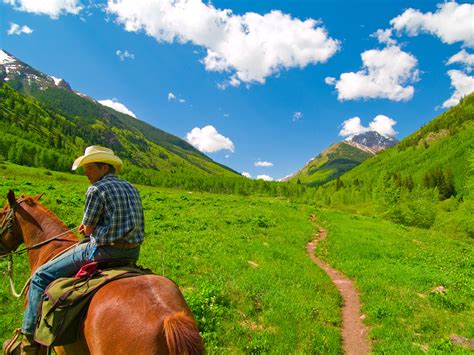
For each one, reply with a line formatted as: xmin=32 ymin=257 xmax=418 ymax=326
xmin=391 ymin=2 xmax=474 ymax=48
xmin=98 ymin=98 xmax=137 ymax=118
xmin=257 ymin=175 xmax=273 ymax=181
xmin=339 ymin=117 xmax=368 ymax=137
xmin=327 ymin=46 xmax=419 ymax=101
xmin=255 ymin=161 xmax=273 ymax=167
xmin=242 ymin=172 xmax=251 ymax=178
xmin=292 ymin=112 xmax=303 ymax=122
xmin=216 ymin=82 xmax=227 ymax=90
xmin=186 ymin=125 xmax=234 ymax=153
xmin=369 ymin=115 xmax=398 ymax=138
xmin=4 ymin=0 xmax=83 ymax=19
xmin=447 ymin=49 xmax=474 ymax=71
xmin=106 ymin=0 xmax=340 ymax=85
xmin=339 ymin=115 xmax=397 ymax=138
xmin=167 ymin=91 xmax=186 ymax=103
xmin=116 ymin=49 xmax=135 ymax=61
xmin=7 ymin=22 xmax=33 ymax=35
xmin=441 ymin=70 xmax=474 ymax=108
xmin=371 ymin=28 xmax=396 ymax=46
xmin=229 ymin=76 xmax=241 ymax=87
xmin=324 ymin=77 xmax=336 ymax=85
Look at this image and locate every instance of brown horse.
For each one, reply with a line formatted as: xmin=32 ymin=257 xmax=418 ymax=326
xmin=1 ymin=190 xmax=204 ymax=355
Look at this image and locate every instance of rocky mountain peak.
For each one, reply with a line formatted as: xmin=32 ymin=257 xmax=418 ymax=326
xmin=346 ymin=131 xmax=398 ymax=153
xmin=0 ymin=49 xmax=72 ymax=92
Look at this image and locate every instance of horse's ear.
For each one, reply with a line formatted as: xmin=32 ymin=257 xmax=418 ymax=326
xmin=7 ymin=190 xmax=17 ymax=208
xmin=34 ymin=192 xmax=45 ymax=201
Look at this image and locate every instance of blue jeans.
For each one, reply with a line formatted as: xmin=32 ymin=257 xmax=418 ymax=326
xmin=22 ymin=241 xmax=140 ymax=335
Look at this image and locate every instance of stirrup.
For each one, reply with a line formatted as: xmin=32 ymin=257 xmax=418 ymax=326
xmin=3 ymin=328 xmax=22 ymax=355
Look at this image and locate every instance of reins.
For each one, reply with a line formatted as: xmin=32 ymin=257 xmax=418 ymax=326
xmin=0 ymin=226 xmax=81 ymax=258
xmin=6 ymin=255 xmax=31 ymax=298
xmin=1 ymin=226 xmax=81 ymax=298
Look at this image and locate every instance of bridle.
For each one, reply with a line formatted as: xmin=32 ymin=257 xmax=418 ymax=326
xmin=0 ymin=197 xmax=80 ymax=258
xmin=0 ymin=195 xmax=80 ymax=298
xmin=0 ymin=197 xmax=26 ymax=257
xmin=0 ymin=197 xmax=32 ymax=298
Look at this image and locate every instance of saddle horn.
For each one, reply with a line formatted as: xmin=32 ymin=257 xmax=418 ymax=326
xmin=7 ymin=190 xmax=17 ymax=208
xmin=34 ymin=192 xmax=45 ymax=202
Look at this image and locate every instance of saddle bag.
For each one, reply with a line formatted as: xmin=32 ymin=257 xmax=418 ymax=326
xmin=34 ymin=265 xmax=152 ymax=346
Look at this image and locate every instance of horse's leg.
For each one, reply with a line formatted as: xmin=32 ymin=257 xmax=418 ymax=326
xmin=82 ymin=275 xmax=202 ymax=355
xmin=54 ymin=327 xmax=89 ymax=355
xmin=54 ymin=339 xmax=89 ymax=355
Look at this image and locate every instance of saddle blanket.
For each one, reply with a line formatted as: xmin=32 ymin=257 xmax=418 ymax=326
xmin=34 ymin=264 xmax=152 ymax=346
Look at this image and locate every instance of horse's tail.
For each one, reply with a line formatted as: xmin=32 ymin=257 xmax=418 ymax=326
xmin=163 ymin=311 xmax=204 ymax=355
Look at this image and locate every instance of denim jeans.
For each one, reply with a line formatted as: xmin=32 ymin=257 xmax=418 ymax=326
xmin=22 ymin=241 xmax=140 ymax=335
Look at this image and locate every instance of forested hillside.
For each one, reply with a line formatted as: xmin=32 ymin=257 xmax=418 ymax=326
xmin=287 ymin=141 xmax=372 ymax=186
xmin=0 ymin=82 xmax=238 ymax=177
xmin=312 ymin=93 xmax=474 ymax=236
xmin=0 ymin=83 xmax=311 ymax=197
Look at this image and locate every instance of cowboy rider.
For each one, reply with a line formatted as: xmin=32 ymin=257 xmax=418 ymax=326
xmin=18 ymin=146 xmax=144 ymax=354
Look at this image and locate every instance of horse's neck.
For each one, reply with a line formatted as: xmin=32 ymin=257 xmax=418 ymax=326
xmin=19 ymin=202 xmax=78 ymax=272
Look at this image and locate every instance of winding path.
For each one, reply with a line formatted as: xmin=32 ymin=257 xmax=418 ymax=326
xmin=306 ymin=220 xmax=370 ymax=355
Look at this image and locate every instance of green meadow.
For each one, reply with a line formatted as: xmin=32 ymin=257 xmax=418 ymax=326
xmin=316 ymin=210 xmax=473 ymax=354
xmin=1 ymin=162 xmax=472 ymax=353
xmin=0 ymin=163 xmax=341 ymax=353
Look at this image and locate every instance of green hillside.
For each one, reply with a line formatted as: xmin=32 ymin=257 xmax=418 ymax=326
xmin=0 ymin=82 xmax=312 ymax=197
xmin=0 ymin=82 xmax=239 ymax=179
xmin=288 ymin=141 xmax=372 ymax=186
xmin=1 ymin=163 xmax=472 ymax=353
xmin=313 ymin=93 xmax=474 ymax=236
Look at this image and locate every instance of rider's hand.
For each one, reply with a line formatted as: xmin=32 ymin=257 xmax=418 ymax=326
xmin=79 ymin=224 xmax=95 ymax=237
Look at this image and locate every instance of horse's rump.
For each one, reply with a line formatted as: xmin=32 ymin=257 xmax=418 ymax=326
xmin=82 ymin=274 xmax=203 ymax=355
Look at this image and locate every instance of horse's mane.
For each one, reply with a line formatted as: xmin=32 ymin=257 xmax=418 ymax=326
xmin=21 ymin=196 xmax=79 ymax=243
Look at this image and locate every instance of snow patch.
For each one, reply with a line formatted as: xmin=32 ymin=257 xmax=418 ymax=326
xmin=50 ymin=76 xmax=63 ymax=86
xmin=0 ymin=50 xmax=15 ymax=65
xmin=345 ymin=140 xmax=377 ymax=154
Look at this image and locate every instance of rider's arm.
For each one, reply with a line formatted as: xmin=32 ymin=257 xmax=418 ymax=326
xmin=79 ymin=224 xmax=96 ymax=237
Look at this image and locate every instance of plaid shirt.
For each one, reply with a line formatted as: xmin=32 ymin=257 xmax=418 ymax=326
xmin=82 ymin=174 xmax=144 ymax=245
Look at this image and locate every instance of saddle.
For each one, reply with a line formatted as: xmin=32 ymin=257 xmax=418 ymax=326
xmin=34 ymin=261 xmax=153 ymax=347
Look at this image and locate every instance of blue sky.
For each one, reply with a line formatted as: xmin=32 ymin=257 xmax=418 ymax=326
xmin=1 ymin=1 xmax=473 ymax=180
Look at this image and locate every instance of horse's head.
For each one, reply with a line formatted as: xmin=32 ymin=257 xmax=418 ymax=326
xmin=0 ymin=190 xmax=44 ymax=256
xmin=0 ymin=190 xmax=24 ymax=256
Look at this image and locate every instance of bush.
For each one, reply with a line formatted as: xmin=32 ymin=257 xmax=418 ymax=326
xmin=184 ymin=283 xmax=231 ymax=348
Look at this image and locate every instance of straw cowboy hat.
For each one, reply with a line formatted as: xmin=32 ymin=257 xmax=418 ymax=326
xmin=72 ymin=146 xmax=123 ymax=172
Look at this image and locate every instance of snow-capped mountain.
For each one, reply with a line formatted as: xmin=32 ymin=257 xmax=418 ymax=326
xmin=346 ymin=131 xmax=398 ymax=154
xmin=0 ymin=49 xmax=72 ymax=91
xmin=285 ymin=131 xmax=399 ymax=185
xmin=0 ymin=48 xmax=240 ymax=177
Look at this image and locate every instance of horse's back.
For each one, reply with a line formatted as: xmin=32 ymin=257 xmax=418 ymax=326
xmin=82 ymin=274 xmax=201 ymax=355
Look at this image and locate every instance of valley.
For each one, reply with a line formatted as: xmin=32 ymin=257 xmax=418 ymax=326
xmin=0 ymin=163 xmax=472 ymax=353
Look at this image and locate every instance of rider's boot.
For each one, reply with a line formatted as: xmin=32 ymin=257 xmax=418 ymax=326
xmin=3 ymin=328 xmax=22 ymax=355
xmin=20 ymin=333 xmax=40 ymax=355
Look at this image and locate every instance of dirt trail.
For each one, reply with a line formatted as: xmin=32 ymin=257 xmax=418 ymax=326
xmin=307 ymin=221 xmax=370 ymax=355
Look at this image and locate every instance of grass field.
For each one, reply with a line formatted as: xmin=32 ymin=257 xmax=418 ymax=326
xmin=0 ymin=163 xmax=341 ymax=353
xmin=315 ymin=209 xmax=473 ymax=354
xmin=1 ymin=162 xmax=472 ymax=353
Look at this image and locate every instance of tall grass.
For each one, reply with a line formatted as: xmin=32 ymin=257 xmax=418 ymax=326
xmin=0 ymin=163 xmax=341 ymax=353
xmin=315 ymin=209 xmax=473 ymax=354
xmin=2 ymin=163 xmax=472 ymax=353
